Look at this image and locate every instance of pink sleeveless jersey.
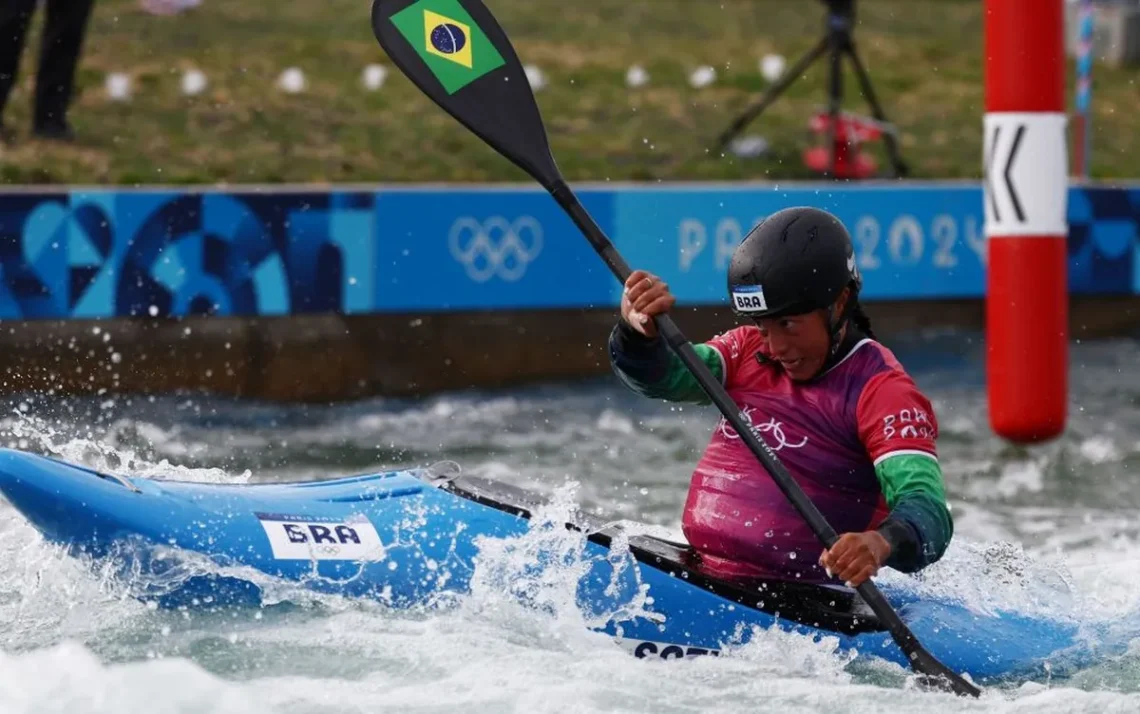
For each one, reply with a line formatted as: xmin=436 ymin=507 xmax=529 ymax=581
xmin=681 ymin=325 xmax=938 ymax=583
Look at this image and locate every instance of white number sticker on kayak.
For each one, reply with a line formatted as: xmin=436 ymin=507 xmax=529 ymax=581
xmin=255 ymin=513 xmax=385 ymax=561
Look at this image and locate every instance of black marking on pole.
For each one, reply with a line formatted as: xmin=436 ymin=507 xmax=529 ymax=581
xmin=1005 ymin=124 xmax=1026 ymax=223
xmin=985 ymin=125 xmax=1001 ymax=223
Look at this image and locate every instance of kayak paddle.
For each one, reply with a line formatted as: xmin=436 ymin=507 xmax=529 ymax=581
xmin=369 ymin=0 xmax=981 ymax=697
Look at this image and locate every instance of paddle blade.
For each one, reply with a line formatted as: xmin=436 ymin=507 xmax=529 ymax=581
xmin=371 ymin=0 xmax=562 ymax=188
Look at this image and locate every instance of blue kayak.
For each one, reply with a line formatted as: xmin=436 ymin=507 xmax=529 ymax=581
xmin=0 ymin=447 xmax=1110 ymax=682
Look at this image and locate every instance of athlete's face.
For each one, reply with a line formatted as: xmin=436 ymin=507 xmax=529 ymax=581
xmin=754 ymin=288 xmax=850 ymax=381
xmin=754 ymin=312 xmax=833 ymax=381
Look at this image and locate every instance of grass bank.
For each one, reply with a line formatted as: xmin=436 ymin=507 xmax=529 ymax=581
xmin=0 ymin=0 xmax=1135 ymax=185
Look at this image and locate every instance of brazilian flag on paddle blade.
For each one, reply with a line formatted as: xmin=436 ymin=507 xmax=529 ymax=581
xmin=390 ymin=0 xmax=505 ymax=94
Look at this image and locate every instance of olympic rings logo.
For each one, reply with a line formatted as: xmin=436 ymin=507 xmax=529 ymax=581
xmin=448 ymin=216 xmax=544 ymax=283
xmin=719 ymin=406 xmax=808 ymax=451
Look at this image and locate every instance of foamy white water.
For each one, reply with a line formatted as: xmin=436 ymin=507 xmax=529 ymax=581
xmin=3 ymin=336 xmax=1140 ymax=712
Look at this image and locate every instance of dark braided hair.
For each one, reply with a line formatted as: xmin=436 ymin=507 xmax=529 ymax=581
xmin=848 ymin=300 xmax=877 ymax=341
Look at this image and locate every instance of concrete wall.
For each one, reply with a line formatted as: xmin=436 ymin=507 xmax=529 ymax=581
xmin=3 ymin=295 xmax=1137 ymax=402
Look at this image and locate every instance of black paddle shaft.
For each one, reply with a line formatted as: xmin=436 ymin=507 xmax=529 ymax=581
xmin=369 ymin=0 xmax=979 ymax=697
xmin=552 ymin=182 xmax=979 ymax=697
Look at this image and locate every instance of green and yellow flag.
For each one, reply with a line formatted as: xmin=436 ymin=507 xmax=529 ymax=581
xmin=390 ymin=0 xmax=506 ymax=94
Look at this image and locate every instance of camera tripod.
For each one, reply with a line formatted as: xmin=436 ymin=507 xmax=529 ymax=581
xmin=711 ymin=0 xmax=908 ymax=179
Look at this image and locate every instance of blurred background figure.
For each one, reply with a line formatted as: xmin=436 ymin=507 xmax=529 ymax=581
xmin=0 ymin=0 xmax=97 ymax=142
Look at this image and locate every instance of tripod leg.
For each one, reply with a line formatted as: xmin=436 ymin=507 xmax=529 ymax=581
xmin=711 ymin=36 xmax=830 ymax=153
xmin=845 ymin=43 xmax=909 ymax=177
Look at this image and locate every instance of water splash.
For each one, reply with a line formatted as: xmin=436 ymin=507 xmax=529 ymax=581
xmin=462 ymin=480 xmax=661 ymax=655
xmin=876 ymin=538 xmax=1079 ymax=621
xmin=0 ymin=641 xmax=262 ymax=714
xmin=1 ymin=407 xmax=249 ymax=484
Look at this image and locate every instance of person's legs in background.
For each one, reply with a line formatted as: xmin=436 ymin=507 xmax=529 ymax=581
xmin=0 ymin=0 xmax=39 ymax=142
xmin=34 ymin=0 xmax=97 ymax=140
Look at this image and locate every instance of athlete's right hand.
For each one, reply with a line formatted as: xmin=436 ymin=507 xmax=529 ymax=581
xmin=621 ymin=270 xmax=675 ymax=338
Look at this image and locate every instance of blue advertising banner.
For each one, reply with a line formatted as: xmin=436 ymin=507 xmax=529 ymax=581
xmin=373 ymin=188 xmax=614 ymax=311
xmin=611 ymin=185 xmax=987 ymax=304
xmin=0 ymin=183 xmax=1137 ymax=320
xmin=0 ymin=190 xmax=376 ymax=320
xmin=1068 ymin=187 xmax=1140 ymax=295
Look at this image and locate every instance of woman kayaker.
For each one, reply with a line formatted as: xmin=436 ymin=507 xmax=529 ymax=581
xmin=608 ymin=206 xmax=953 ymax=588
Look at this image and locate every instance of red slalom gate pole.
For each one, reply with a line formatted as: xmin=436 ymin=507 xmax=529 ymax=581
xmin=983 ymin=0 xmax=1069 ymax=443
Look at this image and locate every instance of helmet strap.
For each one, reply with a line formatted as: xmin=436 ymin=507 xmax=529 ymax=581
xmin=825 ymin=292 xmax=857 ymax=357
xmin=796 ymin=305 xmax=850 ymax=383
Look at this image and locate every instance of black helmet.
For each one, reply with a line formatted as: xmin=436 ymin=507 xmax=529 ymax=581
xmin=727 ymin=206 xmax=860 ymax=321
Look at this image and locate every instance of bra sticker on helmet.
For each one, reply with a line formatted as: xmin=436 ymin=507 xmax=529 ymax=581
xmin=731 ymin=284 xmax=768 ymax=312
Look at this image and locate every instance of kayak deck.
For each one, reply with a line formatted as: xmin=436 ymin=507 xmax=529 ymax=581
xmin=441 ymin=471 xmax=886 ymax=636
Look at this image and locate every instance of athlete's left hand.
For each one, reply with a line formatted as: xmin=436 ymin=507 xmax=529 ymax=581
xmin=819 ymin=531 xmax=891 ymax=587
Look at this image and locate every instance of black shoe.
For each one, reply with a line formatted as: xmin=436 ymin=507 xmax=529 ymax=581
xmin=33 ymin=121 xmax=75 ymax=142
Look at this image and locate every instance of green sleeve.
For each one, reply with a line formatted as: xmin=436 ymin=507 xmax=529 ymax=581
xmin=614 ymin=343 xmax=724 ymax=404
xmin=608 ymin=322 xmax=724 ymax=404
xmin=874 ymin=454 xmax=954 ymax=572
